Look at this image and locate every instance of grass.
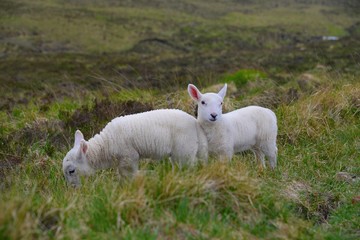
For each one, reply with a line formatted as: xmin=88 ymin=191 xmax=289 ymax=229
xmin=223 ymin=69 xmax=267 ymax=88
xmin=1 ymin=0 xmax=360 ymax=239
xmin=222 ymin=6 xmax=355 ymax=37
xmin=1 ymin=72 xmax=359 ymax=239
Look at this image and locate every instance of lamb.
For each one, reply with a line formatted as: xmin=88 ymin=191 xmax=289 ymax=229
xmin=188 ymin=83 xmax=278 ymax=169
xmin=62 ymin=109 xmax=208 ymax=187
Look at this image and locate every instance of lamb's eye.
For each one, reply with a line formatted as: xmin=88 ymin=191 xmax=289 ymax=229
xmin=221 ymin=102 xmax=223 ymax=105
xmin=201 ymin=101 xmax=206 ymax=105
xmin=69 ymin=169 xmax=75 ymax=175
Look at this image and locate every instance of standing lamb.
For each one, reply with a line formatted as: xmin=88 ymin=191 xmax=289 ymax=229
xmin=188 ymin=83 xmax=278 ymax=169
xmin=62 ymin=109 xmax=208 ymax=187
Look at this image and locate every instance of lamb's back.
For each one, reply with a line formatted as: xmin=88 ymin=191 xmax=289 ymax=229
xmin=225 ymin=106 xmax=276 ymax=126
xmin=223 ymin=106 xmax=277 ymax=147
xmin=99 ymin=109 xmax=199 ymax=158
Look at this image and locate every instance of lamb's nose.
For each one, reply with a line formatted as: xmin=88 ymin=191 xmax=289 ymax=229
xmin=210 ymin=113 xmax=217 ymax=119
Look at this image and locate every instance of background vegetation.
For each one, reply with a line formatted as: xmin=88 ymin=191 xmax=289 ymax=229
xmin=0 ymin=0 xmax=359 ymax=239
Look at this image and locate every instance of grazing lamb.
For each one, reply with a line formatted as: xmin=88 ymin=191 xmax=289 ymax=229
xmin=188 ymin=83 xmax=278 ymax=169
xmin=62 ymin=109 xmax=208 ymax=187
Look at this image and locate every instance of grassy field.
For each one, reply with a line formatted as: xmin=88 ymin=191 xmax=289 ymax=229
xmin=1 ymin=0 xmax=359 ymax=239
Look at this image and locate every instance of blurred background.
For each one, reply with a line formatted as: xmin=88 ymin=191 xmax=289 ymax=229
xmin=1 ymin=0 xmax=359 ymax=105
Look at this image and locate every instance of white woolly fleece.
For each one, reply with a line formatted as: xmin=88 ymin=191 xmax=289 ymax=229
xmin=86 ymin=109 xmax=208 ymax=169
xmin=188 ymin=84 xmax=278 ymax=169
xmin=62 ymin=109 xmax=208 ymax=186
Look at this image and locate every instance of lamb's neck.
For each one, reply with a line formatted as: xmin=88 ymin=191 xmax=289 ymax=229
xmin=198 ymin=118 xmax=229 ymax=154
xmin=199 ymin=118 xmax=224 ymax=129
xmin=86 ymin=133 xmax=112 ymax=170
xmin=198 ymin=118 xmax=226 ymax=139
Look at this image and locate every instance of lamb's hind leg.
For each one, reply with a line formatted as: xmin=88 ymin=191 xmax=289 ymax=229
xmin=253 ymin=148 xmax=266 ymax=170
xmin=262 ymin=142 xmax=278 ymax=169
xmin=267 ymin=147 xmax=277 ymax=170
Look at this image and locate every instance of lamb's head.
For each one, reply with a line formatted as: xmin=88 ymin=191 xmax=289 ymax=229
xmin=62 ymin=130 xmax=93 ymax=187
xmin=188 ymin=83 xmax=227 ymax=123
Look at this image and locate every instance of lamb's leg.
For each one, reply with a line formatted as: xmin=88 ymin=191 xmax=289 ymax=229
xmin=268 ymin=154 xmax=277 ymax=169
xmin=266 ymin=146 xmax=278 ymax=170
xmin=219 ymin=154 xmax=230 ymax=163
xmin=172 ymin=154 xmax=195 ymax=170
xmin=196 ymin=127 xmax=209 ymax=165
xmin=254 ymin=149 xmax=266 ymax=169
xmin=186 ymin=155 xmax=197 ymax=168
xmin=172 ymin=138 xmax=198 ymax=168
xmin=169 ymin=156 xmax=175 ymax=172
xmin=219 ymin=148 xmax=233 ymax=162
xmin=262 ymin=142 xmax=278 ymax=169
xmin=117 ymin=156 xmax=139 ymax=180
xmin=197 ymin=143 xmax=209 ymax=165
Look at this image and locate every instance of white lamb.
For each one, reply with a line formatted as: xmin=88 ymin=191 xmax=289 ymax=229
xmin=188 ymin=83 xmax=278 ymax=169
xmin=62 ymin=109 xmax=208 ymax=187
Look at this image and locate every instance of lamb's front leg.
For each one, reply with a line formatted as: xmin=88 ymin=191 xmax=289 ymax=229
xmin=218 ymin=148 xmax=233 ymax=162
xmin=117 ymin=156 xmax=139 ymax=180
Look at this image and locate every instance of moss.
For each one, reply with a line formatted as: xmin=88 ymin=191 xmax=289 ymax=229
xmin=223 ymin=69 xmax=267 ymax=88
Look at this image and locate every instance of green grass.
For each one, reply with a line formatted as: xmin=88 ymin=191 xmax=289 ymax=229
xmin=1 ymin=74 xmax=359 ymax=239
xmin=2 ymin=0 xmax=358 ymax=54
xmin=223 ymin=69 xmax=267 ymax=88
xmin=222 ymin=6 xmax=355 ymax=37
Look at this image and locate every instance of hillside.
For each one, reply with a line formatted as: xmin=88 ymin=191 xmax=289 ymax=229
xmin=0 ymin=0 xmax=359 ymax=239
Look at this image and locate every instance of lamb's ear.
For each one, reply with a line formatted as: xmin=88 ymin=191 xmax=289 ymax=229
xmin=79 ymin=140 xmax=88 ymax=155
xmin=74 ymin=130 xmax=84 ymax=147
xmin=218 ymin=83 xmax=227 ymax=100
xmin=188 ymin=84 xmax=202 ymax=102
